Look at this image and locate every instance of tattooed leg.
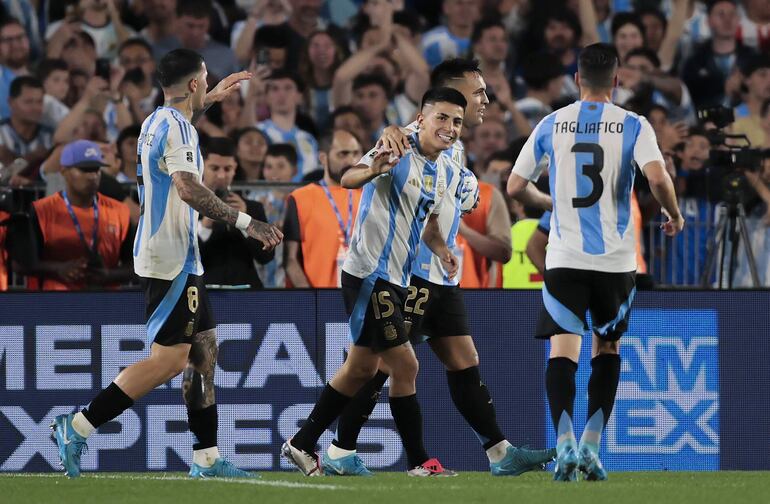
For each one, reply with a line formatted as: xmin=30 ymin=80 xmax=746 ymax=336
xmin=184 ymin=329 xmax=219 ymax=455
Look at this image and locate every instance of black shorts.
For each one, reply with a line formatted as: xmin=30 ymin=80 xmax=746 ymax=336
xmin=405 ymin=275 xmax=470 ymax=344
xmin=341 ymin=271 xmax=409 ymax=352
xmin=144 ymin=272 xmax=216 ymax=346
xmin=536 ymin=268 xmax=636 ymax=342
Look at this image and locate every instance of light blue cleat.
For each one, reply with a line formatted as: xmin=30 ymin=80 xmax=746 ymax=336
xmin=553 ymin=445 xmax=579 ymax=481
xmin=490 ymin=446 xmax=556 ymax=476
xmin=189 ymin=458 xmax=260 ymax=479
xmin=578 ymin=444 xmax=608 ymax=481
xmin=321 ymin=452 xmax=373 ymax=476
xmin=51 ymin=413 xmax=88 ymax=478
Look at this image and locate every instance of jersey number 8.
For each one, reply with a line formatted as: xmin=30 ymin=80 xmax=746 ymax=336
xmin=571 ymin=143 xmax=604 ymax=208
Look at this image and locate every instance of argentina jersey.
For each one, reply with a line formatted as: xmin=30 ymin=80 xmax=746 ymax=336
xmin=343 ymin=133 xmax=450 ymax=288
xmin=256 ymin=119 xmax=318 ymax=181
xmin=134 ymin=107 xmax=204 ymax=280
xmin=513 ymin=101 xmax=663 ymax=273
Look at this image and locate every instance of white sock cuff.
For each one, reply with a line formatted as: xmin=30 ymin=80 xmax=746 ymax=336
xmin=72 ymin=412 xmax=95 ymax=438
xmin=327 ymin=444 xmax=356 ymax=460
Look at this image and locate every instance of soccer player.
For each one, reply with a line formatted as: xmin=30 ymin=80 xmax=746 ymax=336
xmin=323 ymin=59 xmax=555 ymax=477
xmin=507 ymin=43 xmax=684 ymax=481
xmin=51 ymin=48 xmax=283 ymax=478
xmin=281 ymin=87 xmax=465 ymax=477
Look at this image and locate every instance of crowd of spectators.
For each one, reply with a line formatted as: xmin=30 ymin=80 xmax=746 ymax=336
xmin=0 ymin=0 xmax=769 ymax=290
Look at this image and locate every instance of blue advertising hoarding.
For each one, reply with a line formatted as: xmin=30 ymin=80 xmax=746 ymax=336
xmin=0 ymin=290 xmax=768 ymax=472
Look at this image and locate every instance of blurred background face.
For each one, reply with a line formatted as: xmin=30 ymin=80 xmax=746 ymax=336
xmin=471 ymin=120 xmax=507 ymax=165
xmin=178 ymin=15 xmax=209 ymax=50
xmin=308 ymin=33 xmax=336 ymax=71
xmin=475 ymin=26 xmax=508 ymax=64
xmin=681 ymin=134 xmax=710 ymax=170
xmin=146 ymin=0 xmax=176 ymax=21
xmin=544 ymin=20 xmax=575 ymax=52
xmin=80 ymin=0 xmax=108 ymax=12
xmin=746 ymin=68 xmax=770 ymax=101
xmin=614 ymin=24 xmax=644 ymax=60
xmin=118 ymin=44 xmax=155 ymax=82
xmin=63 ymin=166 xmax=100 ymax=197
xmin=640 ymin=13 xmax=665 ymax=51
xmin=237 ymin=130 xmax=268 ymax=164
xmin=262 ymin=154 xmax=295 ymax=181
xmin=98 ymin=142 xmax=120 ymax=176
xmin=485 ymin=158 xmax=512 ymax=187
xmin=203 ymin=153 xmax=238 ymax=191
xmin=352 ymin=84 xmax=388 ymax=123
xmin=290 ymin=0 xmax=322 ymax=22
xmin=709 ymin=1 xmax=739 ymax=38
xmin=625 ymin=54 xmax=656 ymax=74
xmin=119 ymin=136 xmax=138 ymax=164
xmin=444 ymin=0 xmax=480 ymax=29
xmin=364 ymin=57 xmax=400 ymax=91
xmin=323 ymin=130 xmax=362 ymax=183
xmin=62 ymin=35 xmax=97 ymax=75
xmin=648 ymin=108 xmax=669 ymax=137
xmin=418 ymin=102 xmax=464 ymax=153
xmin=44 ymin=70 xmax=70 ymax=101
xmin=333 ymin=111 xmax=366 ymax=145
xmin=75 ymin=110 xmax=108 ymax=141
xmin=0 ymin=23 xmax=29 ymax=69
xmin=10 ymin=85 xmax=43 ymax=124
xmin=267 ymin=78 xmax=301 ymax=115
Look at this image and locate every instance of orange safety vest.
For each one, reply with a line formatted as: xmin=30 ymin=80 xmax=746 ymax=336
xmin=290 ymin=183 xmax=362 ymax=287
xmin=0 ymin=210 xmax=8 ymax=291
xmin=458 ymin=181 xmax=503 ymax=288
xmin=29 ymin=192 xmax=130 ymax=291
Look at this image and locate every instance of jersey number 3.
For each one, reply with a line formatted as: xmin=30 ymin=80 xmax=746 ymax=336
xmin=571 ymin=143 xmax=604 ymax=208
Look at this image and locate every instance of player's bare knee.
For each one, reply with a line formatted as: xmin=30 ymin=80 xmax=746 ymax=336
xmin=389 ymin=352 xmax=419 ymax=382
xmin=594 ymin=337 xmax=620 ymax=356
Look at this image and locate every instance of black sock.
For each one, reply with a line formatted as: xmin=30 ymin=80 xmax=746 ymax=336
xmin=333 ymin=371 xmax=389 ymax=451
xmin=81 ymin=382 xmax=134 ymax=429
xmin=545 ymin=357 xmax=578 ymax=431
xmin=446 ymin=366 xmax=506 ymax=450
xmin=188 ymin=404 xmax=218 ymax=451
xmin=389 ymin=394 xmax=430 ymax=468
xmin=587 ymin=354 xmax=621 ymax=427
xmin=292 ymin=384 xmax=351 ymax=454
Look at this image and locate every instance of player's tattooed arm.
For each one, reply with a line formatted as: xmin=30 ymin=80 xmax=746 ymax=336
xmin=172 ymin=171 xmax=239 ymax=226
xmin=183 ymin=328 xmax=218 ymax=409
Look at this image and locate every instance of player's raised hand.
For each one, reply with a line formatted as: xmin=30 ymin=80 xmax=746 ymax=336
xmin=379 ymin=125 xmax=411 ymax=158
xmin=247 ymin=219 xmax=284 ymax=250
xmin=205 ymin=71 xmax=253 ymax=105
xmin=660 ymin=209 xmax=684 ymax=236
xmin=441 ymin=251 xmax=460 ymax=279
xmin=370 ymin=148 xmax=399 ymax=176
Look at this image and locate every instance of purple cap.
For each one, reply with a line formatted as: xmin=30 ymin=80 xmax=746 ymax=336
xmin=60 ymin=140 xmax=109 ymax=171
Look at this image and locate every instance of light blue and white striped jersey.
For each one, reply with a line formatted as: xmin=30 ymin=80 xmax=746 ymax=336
xmin=512 ymin=100 xmax=663 ymax=273
xmin=406 ymin=120 xmax=468 ymax=286
xmin=421 ymin=26 xmax=470 ymax=69
xmin=343 ymin=133 xmax=451 ymax=288
xmin=134 ymin=107 xmax=204 ymax=280
xmin=256 ymin=119 xmax=319 ymax=181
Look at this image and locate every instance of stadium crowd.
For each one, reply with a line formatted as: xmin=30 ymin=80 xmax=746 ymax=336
xmin=0 ymin=0 xmax=769 ymax=291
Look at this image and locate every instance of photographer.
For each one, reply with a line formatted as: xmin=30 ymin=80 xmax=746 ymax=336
xmin=198 ymin=137 xmax=274 ymax=288
xmin=17 ymin=139 xmax=134 ymax=291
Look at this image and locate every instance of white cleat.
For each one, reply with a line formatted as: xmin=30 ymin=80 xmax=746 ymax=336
xmin=281 ymin=440 xmax=323 ymax=477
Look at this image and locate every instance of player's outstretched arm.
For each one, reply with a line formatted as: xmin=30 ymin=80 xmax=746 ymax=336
xmin=422 ymin=215 xmax=459 ymax=279
xmin=507 ymin=173 xmax=553 ymax=211
xmin=191 ymin=71 xmax=253 ymax=124
xmin=341 ymin=150 xmax=398 ymax=189
xmin=172 ymin=171 xmax=282 ymax=249
xmin=642 ymin=160 xmax=684 ymax=236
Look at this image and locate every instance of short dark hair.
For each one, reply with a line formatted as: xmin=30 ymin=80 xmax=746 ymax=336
xmin=37 ymin=59 xmax=68 ymax=82
xmin=687 ymin=125 xmax=709 ymax=139
xmin=578 ymin=43 xmax=619 ymax=90
xmin=421 ymin=87 xmax=467 ymax=110
xmin=9 ymin=76 xmax=42 ymax=99
xmin=471 ymin=18 xmax=506 ymax=45
xmin=231 ymin=126 xmax=268 ymax=146
xmin=611 ymin=13 xmax=646 ymax=40
xmin=430 ymin=58 xmax=481 ymax=88
xmin=119 ymin=37 xmax=153 ymax=57
xmin=486 ymin=148 xmax=515 ymax=167
xmin=521 ymin=52 xmax=564 ymax=90
xmin=157 ymin=48 xmax=204 ymax=87
xmin=265 ymin=143 xmax=298 ymax=167
xmin=0 ymin=17 xmax=23 ymax=34
xmin=393 ymin=10 xmax=423 ymax=37
xmin=352 ymin=73 xmax=391 ymax=98
xmin=117 ymin=124 xmax=141 ymax=151
xmin=625 ymin=47 xmax=661 ymax=68
xmin=65 ymin=31 xmax=95 ymax=50
xmin=637 ymin=8 xmax=668 ymax=32
xmin=707 ymin=0 xmax=737 ymax=15
xmin=331 ymin=105 xmax=360 ymax=121
xmin=203 ymin=136 xmax=236 ymax=159
xmin=545 ymin=11 xmax=582 ymax=41
xmin=177 ymin=0 xmax=212 ymax=18
xmin=268 ymin=69 xmax=305 ymax=93
xmin=319 ymin=128 xmax=359 ymax=153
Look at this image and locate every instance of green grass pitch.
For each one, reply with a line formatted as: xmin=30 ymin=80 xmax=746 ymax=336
xmin=2 ymin=471 xmax=768 ymax=504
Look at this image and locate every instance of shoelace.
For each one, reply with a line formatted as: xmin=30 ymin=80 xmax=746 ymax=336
xmin=72 ymin=441 xmax=88 ymax=464
xmin=352 ymin=455 xmax=367 ymax=472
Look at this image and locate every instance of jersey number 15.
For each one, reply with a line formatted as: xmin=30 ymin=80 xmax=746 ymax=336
xmin=571 ymin=143 xmax=604 ymax=208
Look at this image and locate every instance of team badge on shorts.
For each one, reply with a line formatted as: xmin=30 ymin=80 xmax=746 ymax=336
xmin=384 ymin=324 xmax=398 ymax=341
xmin=185 ymin=320 xmax=195 ymax=337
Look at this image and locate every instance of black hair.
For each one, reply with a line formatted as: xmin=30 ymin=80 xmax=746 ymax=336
xmin=521 ymin=52 xmax=564 ymax=90
xmin=64 ymin=31 xmax=95 ymax=50
xmin=202 ymin=136 xmax=236 ymax=159
xmin=637 ymin=8 xmax=668 ymax=32
xmin=421 ymin=87 xmax=467 ymax=110
xmin=177 ymin=0 xmax=212 ymax=18
xmin=486 ymin=148 xmax=515 ymax=166
xmin=254 ymin=24 xmax=292 ymax=50
xmin=352 ymin=72 xmax=391 ymax=98
xmin=625 ymin=47 xmax=661 ymax=68
xmin=545 ymin=11 xmax=582 ymax=42
xmin=268 ymin=69 xmax=305 ymax=93
xmin=9 ymin=76 xmax=42 ymax=99
xmin=232 ymin=126 xmax=268 ymax=147
xmin=393 ymin=10 xmax=423 ymax=37
xmin=36 ymin=58 xmax=68 ymax=82
xmin=265 ymin=143 xmax=298 ymax=167
xmin=611 ymin=12 xmax=646 ymax=40
xmin=471 ymin=18 xmax=506 ymax=45
xmin=116 ymin=124 xmax=141 ymax=153
xmin=646 ymin=103 xmax=670 ymax=118
xmin=577 ymin=43 xmax=619 ymax=90
xmin=319 ymin=128 xmax=360 ymax=153
xmin=687 ymin=125 xmax=709 ymax=139
xmin=157 ymin=48 xmax=204 ymax=87
xmin=430 ymin=58 xmax=481 ymax=88
xmin=0 ymin=17 xmax=23 ymax=34
xmin=119 ymin=37 xmax=153 ymax=57
xmin=706 ymin=0 xmax=737 ymax=15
